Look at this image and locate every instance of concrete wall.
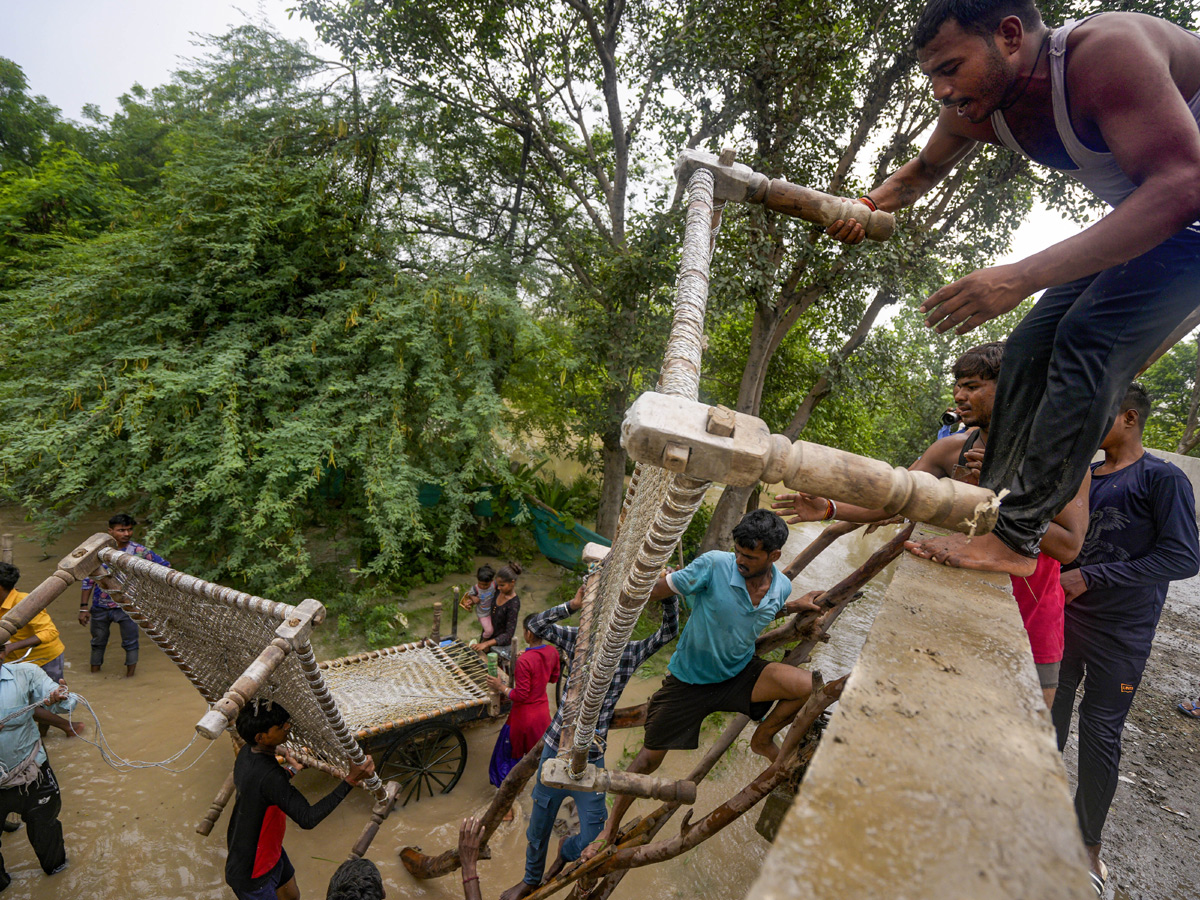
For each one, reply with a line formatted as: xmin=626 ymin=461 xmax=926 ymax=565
xmin=1144 ymin=446 xmax=1200 ymax=514
xmin=746 ymin=544 xmax=1093 ymax=900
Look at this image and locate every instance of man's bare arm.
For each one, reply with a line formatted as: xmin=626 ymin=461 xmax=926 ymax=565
xmin=924 ymin=19 xmax=1200 ymax=333
xmin=827 ymin=117 xmax=978 ymax=243
xmin=1040 ymin=470 xmax=1091 ymax=564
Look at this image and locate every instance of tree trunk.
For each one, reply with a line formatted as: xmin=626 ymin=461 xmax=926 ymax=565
xmin=595 ymin=435 xmax=626 ymax=539
xmin=699 ymin=483 xmax=755 ymax=553
xmin=1178 ymin=335 xmax=1200 ymax=456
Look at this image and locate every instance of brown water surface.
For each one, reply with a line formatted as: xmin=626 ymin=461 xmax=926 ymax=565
xmin=0 ymin=507 xmax=895 ymax=900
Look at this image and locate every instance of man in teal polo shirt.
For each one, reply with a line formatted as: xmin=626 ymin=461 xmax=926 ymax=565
xmin=584 ymin=509 xmax=819 ymax=858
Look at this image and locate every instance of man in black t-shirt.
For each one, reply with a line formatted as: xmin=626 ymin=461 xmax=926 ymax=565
xmin=225 ymin=701 xmax=374 ymax=900
xmin=1052 ymin=384 xmax=1200 ymax=896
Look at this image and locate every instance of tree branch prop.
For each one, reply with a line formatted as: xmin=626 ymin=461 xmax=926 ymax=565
xmin=606 ymin=674 xmax=846 ymax=872
xmin=782 ymin=520 xmax=863 ymax=579
xmin=533 ymin=675 xmax=847 ymax=897
xmin=757 ymin=522 xmax=913 ymax=658
xmin=398 ymin=738 xmax=545 ymax=879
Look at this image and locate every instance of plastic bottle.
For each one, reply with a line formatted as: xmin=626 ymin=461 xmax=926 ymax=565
xmin=486 ymin=652 xmax=499 ymax=677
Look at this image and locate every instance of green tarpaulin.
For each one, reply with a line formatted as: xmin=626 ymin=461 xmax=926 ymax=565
xmin=417 ymin=484 xmax=610 ymax=570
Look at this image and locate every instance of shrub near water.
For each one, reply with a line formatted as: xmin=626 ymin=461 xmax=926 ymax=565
xmin=0 ymin=30 xmax=531 ymax=600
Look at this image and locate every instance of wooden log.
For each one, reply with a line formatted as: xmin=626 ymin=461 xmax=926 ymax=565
xmin=196 ymin=735 xmax=243 ymax=836
xmin=672 ymin=149 xmax=895 ymax=242
xmin=348 ymin=780 xmax=400 ymax=860
xmin=782 ymin=520 xmax=863 ymax=579
xmin=539 ymin=757 xmax=697 ymax=804
xmin=753 ymin=179 xmax=894 ymax=240
xmin=600 ymin=677 xmax=846 ymax=873
xmin=0 ymin=534 xmax=11 ymax=564
xmin=624 ymin=392 xmax=997 ymax=535
xmin=0 ymin=533 xmax=114 ymax=646
xmin=399 ymin=738 xmax=544 ymax=879
xmin=431 ymin=601 xmax=442 ymax=643
xmin=607 ymin=704 xmax=648 ymax=730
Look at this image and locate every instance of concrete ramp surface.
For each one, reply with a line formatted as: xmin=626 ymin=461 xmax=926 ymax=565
xmin=749 ymin=538 xmax=1093 ymax=900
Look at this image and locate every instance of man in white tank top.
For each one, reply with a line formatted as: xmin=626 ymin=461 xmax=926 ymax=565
xmin=827 ymin=2 xmax=1200 ymax=577
xmin=824 ymin=2 xmax=1200 ymax=893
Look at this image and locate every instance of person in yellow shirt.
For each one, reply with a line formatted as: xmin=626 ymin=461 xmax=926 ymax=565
xmin=0 ymin=564 xmax=81 ymax=739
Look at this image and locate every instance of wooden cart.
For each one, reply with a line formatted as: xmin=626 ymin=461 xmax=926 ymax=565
xmin=320 ymin=638 xmax=503 ymax=806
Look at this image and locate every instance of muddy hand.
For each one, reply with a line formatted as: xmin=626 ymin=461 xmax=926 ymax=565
xmin=920 ymin=264 xmax=1028 ymax=334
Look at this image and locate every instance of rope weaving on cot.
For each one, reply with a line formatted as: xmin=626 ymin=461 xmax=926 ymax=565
xmin=561 ymin=169 xmax=718 ymax=769
xmin=320 ymin=642 xmax=490 ymax=740
xmin=94 ymin=548 xmax=386 ymax=790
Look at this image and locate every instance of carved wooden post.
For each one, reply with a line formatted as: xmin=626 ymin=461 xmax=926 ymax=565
xmin=674 ymin=149 xmax=895 ymax=241
xmin=348 ymin=781 xmax=401 ymax=859
xmin=623 ymin=392 xmax=999 ymax=535
xmin=0 ymin=533 xmax=114 ymax=646
xmin=195 ymin=598 xmax=325 ymax=739
xmin=450 ymin=586 xmax=460 ymax=639
xmin=431 ymin=601 xmax=442 ymax=643
xmin=196 ymin=768 xmax=237 ymax=836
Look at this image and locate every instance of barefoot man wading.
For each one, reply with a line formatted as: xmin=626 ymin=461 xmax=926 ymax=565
xmin=829 ymin=0 xmax=1200 ymax=577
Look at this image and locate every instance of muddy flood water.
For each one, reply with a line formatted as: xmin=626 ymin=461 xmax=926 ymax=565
xmin=0 ymin=507 xmax=900 ymax=900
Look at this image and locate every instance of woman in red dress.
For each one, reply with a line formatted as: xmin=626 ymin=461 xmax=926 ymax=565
xmin=487 ymin=614 xmax=561 ymax=791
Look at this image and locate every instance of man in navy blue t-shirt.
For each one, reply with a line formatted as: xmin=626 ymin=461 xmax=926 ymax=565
xmin=1052 ymin=383 xmax=1199 ymax=896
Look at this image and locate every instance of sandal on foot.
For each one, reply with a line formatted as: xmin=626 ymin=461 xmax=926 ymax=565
xmin=1088 ymin=860 xmax=1108 ymax=898
xmin=1177 ymin=701 xmax=1200 ymax=719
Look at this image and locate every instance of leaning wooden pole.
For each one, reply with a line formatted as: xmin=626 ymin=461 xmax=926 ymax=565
xmin=783 ymin=520 xmax=863 ymax=579
xmin=757 ymin=523 xmax=914 ymax=658
xmin=530 ymin=678 xmax=847 ymax=900
xmin=399 ymin=738 xmax=546 ymax=879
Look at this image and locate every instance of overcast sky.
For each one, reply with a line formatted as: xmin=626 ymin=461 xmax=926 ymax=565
xmin=3 ymin=1 xmax=1081 ymax=270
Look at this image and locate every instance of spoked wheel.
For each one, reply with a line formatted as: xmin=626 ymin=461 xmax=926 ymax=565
xmin=378 ymin=721 xmax=468 ymax=806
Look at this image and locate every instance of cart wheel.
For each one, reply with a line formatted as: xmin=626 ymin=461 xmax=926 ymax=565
xmin=379 ymin=722 xmax=468 ymax=806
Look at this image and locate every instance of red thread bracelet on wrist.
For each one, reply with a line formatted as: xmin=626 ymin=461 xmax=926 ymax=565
xmin=858 ymin=195 xmax=877 ymax=211
xmin=463 ymin=875 xmax=479 ymax=884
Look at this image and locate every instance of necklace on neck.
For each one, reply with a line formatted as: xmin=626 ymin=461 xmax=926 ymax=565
xmin=998 ymin=31 xmax=1050 ymax=112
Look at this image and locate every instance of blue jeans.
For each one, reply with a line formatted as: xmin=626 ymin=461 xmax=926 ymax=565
xmin=523 ymin=745 xmax=609 ymax=886
xmin=89 ymin=606 xmax=138 ymax=667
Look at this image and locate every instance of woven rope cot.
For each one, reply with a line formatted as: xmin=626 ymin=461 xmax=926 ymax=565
xmin=549 ymin=167 xmax=718 ymax=785
xmin=320 ymin=641 xmax=490 ymax=742
xmin=96 ymin=547 xmax=384 ymax=786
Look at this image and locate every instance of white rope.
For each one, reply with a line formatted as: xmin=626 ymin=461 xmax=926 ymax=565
xmin=564 ymin=167 xmax=718 ymax=767
xmin=64 ymin=693 xmax=218 ymax=774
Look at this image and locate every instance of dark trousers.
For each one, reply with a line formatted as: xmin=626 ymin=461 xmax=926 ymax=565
xmin=89 ymin=606 xmax=139 ymax=667
xmin=981 ymin=224 xmax=1200 ymax=556
xmin=0 ymin=762 xmax=66 ymax=883
xmin=1050 ymin=624 xmax=1148 ymax=846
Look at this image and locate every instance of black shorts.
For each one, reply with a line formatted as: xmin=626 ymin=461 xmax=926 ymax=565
xmin=643 ymin=657 xmax=772 ymax=751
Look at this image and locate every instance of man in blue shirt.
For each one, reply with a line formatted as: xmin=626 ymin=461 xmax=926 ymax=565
xmin=583 ymin=509 xmax=819 ymax=859
xmin=78 ymin=513 xmax=169 ymax=678
xmin=0 ymin=659 xmax=76 ymax=891
xmin=1052 ymin=384 xmax=1200 ymax=896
